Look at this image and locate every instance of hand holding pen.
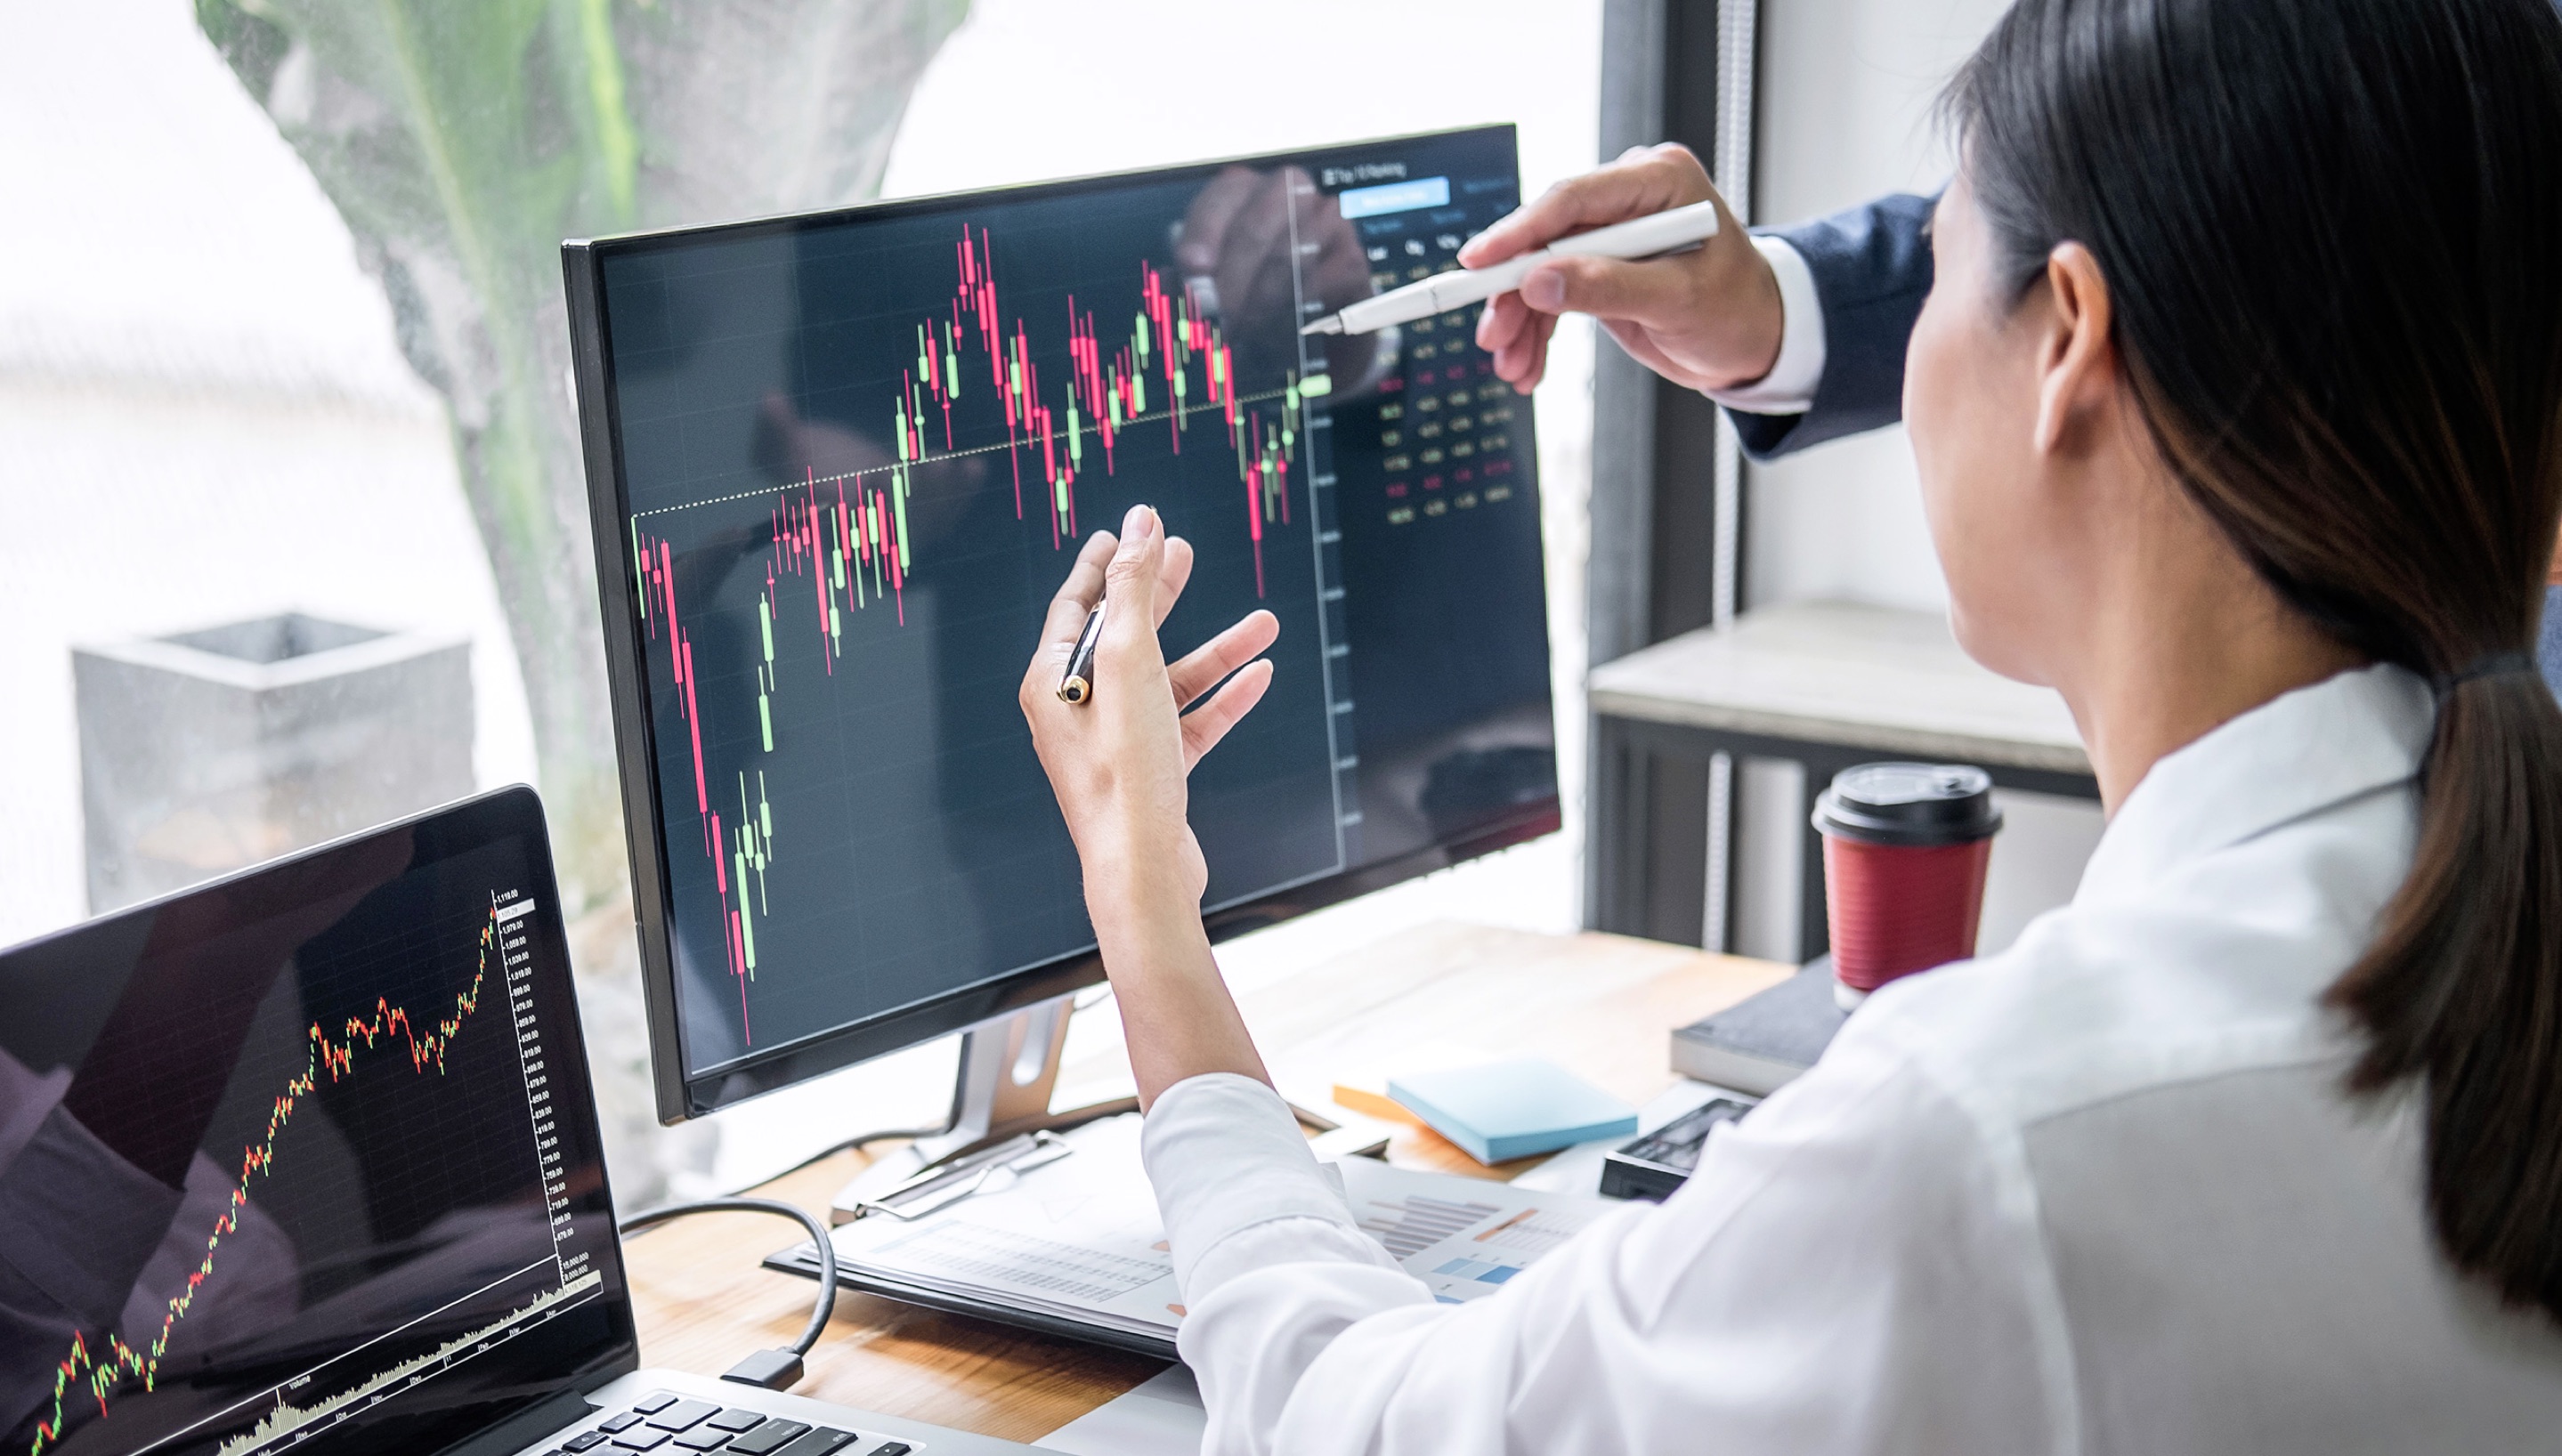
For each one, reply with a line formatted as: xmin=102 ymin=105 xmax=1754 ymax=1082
xmin=1058 ymin=603 xmax=1107 ymax=704
xmin=1302 ymin=197 xmax=1723 ymax=337
xmin=1020 ymin=505 xmax=1279 ymax=901
xmin=1462 ymin=143 xmax=1780 ymax=396
xmin=1018 ymin=505 xmax=1282 ymax=1104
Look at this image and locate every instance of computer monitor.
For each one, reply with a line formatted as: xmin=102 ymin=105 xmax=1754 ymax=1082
xmin=0 ymin=788 xmax=636 ymax=1456
xmin=564 ymin=125 xmax=1557 ymax=1124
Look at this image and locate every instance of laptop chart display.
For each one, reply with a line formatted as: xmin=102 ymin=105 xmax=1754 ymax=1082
xmin=0 ymin=796 xmax=628 ymax=1456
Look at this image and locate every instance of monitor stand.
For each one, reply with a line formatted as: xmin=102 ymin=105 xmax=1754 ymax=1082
xmin=829 ymin=991 xmax=1136 ymax=1224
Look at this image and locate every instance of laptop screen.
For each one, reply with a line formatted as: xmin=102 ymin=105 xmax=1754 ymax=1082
xmin=0 ymin=788 xmax=635 ymax=1456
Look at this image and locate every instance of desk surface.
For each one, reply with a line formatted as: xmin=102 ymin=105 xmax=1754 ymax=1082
xmin=619 ymin=921 xmax=1789 ymax=1444
xmin=1587 ymin=600 xmax=2088 ymax=774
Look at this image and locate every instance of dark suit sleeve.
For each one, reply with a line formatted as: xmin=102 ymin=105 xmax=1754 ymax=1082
xmin=1727 ymin=192 xmax=1940 ymax=461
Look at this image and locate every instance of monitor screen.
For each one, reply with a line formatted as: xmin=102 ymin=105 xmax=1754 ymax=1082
xmin=0 ymin=788 xmax=634 ymax=1456
xmin=567 ymin=125 xmax=1557 ymax=1119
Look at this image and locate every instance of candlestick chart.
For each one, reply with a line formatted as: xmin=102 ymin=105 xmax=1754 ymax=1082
xmin=620 ymin=214 xmax=1340 ymax=1057
xmin=588 ymin=125 xmax=1558 ymax=1088
xmin=26 ymin=901 xmax=510 ymax=1456
xmin=631 ymin=226 xmax=1309 ymax=636
xmin=6 ymin=837 xmax=618 ymax=1456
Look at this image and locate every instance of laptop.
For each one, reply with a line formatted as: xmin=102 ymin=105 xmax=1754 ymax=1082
xmin=0 ymin=787 xmax=1035 ymax=1456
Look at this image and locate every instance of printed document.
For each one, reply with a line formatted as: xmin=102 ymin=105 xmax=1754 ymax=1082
xmin=822 ymin=1112 xmax=1618 ymax=1344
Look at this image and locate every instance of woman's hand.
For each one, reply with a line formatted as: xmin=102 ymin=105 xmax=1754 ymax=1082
xmin=1468 ymin=142 xmax=1781 ymax=394
xmin=1020 ymin=505 xmax=1279 ymax=914
xmin=1018 ymin=505 xmax=1281 ymax=1106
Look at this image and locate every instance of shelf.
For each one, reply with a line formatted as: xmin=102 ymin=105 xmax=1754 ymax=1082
xmin=1587 ymin=600 xmax=2088 ymax=776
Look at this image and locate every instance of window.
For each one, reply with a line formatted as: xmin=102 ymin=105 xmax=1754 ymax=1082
xmin=0 ymin=0 xmax=1598 ymax=1199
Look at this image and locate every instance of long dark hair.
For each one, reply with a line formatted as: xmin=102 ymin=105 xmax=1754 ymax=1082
xmin=1950 ymin=0 xmax=2562 ymax=1317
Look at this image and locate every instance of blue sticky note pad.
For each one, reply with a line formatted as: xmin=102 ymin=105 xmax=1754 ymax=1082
xmin=1386 ymin=1057 xmax=1639 ymax=1164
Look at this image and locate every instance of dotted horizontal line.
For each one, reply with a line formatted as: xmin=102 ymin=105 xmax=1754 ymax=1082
xmin=628 ymin=384 xmax=1298 ymax=521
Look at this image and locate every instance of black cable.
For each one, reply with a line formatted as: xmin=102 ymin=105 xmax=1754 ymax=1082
xmin=616 ymin=1197 xmax=839 ymax=1389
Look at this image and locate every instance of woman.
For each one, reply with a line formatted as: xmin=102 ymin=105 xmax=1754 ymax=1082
xmin=1016 ymin=0 xmax=2562 ymax=1448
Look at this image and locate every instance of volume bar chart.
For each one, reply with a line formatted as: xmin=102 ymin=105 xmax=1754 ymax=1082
xmin=212 ymin=1268 xmax=604 ymax=1456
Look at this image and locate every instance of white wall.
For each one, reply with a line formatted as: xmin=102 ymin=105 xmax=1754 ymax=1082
xmin=1745 ymin=0 xmax=2013 ymax=614
xmin=1726 ymin=0 xmax=2106 ymax=962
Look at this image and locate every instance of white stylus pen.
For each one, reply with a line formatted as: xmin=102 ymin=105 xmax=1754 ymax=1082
xmin=1300 ymin=198 xmax=1723 ymax=337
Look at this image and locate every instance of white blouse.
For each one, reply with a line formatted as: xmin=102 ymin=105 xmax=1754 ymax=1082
xmin=1138 ymin=665 xmax=2562 ymax=1455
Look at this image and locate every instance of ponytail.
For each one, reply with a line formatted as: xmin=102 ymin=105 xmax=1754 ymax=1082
xmin=2333 ymin=668 xmax=2562 ymax=1314
xmin=1951 ymin=0 xmax=2562 ymax=1317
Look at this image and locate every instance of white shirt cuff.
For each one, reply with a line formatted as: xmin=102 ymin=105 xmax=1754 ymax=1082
xmin=1699 ymin=234 xmax=1826 ymax=415
xmin=1140 ymin=1072 xmax=1370 ymax=1295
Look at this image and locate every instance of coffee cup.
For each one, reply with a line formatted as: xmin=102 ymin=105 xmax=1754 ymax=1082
xmin=1811 ymin=763 xmax=2003 ymax=1008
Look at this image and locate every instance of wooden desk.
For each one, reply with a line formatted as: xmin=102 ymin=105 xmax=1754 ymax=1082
xmin=620 ymin=921 xmax=1789 ymax=1444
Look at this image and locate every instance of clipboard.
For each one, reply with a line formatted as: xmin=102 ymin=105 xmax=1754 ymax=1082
xmin=761 ymin=1111 xmax=1617 ymax=1357
xmin=761 ymin=1244 xmax=1182 ymax=1360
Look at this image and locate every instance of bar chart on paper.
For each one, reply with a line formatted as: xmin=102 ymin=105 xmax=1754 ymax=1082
xmin=1341 ymin=1162 xmax=1613 ymax=1306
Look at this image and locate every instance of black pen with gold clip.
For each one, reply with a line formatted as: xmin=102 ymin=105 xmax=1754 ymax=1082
xmin=1057 ymin=603 xmax=1107 ymax=705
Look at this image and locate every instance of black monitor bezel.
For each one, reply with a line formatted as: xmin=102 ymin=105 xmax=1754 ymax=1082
xmin=563 ymin=125 xmax=1560 ymax=1124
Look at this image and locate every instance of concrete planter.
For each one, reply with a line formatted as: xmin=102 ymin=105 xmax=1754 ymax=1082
xmin=73 ymin=613 xmax=473 ymax=913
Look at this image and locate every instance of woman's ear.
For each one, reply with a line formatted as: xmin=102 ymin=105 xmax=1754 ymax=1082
xmin=2032 ymin=241 xmax=2119 ymax=456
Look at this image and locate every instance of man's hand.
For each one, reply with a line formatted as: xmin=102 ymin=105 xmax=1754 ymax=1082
xmin=1467 ymin=143 xmax=1784 ymax=395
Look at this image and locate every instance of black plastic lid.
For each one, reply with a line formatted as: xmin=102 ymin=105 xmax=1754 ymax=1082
xmin=1811 ymin=762 xmax=2003 ymax=846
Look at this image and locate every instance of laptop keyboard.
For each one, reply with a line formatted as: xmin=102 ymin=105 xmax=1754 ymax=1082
xmin=540 ymin=1390 xmax=915 ymax=1456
